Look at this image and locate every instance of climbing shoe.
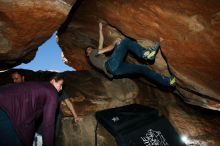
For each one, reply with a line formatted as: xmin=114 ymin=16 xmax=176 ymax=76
xmin=143 ymin=42 xmax=160 ymax=61
xmin=169 ymin=76 xmax=176 ymax=87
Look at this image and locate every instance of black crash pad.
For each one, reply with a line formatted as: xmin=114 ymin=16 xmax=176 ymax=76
xmin=95 ymin=104 xmax=185 ymax=146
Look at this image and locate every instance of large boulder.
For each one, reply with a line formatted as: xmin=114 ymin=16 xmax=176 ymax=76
xmin=1 ymin=0 xmax=219 ymax=111
xmin=0 ymin=0 xmax=76 ymax=69
xmin=57 ymin=71 xmax=220 ymax=146
xmin=1 ymin=70 xmax=220 ymax=145
xmin=57 ymin=0 xmax=220 ymax=110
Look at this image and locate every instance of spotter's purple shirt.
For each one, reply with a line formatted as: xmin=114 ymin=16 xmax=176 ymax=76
xmin=0 ymin=82 xmax=59 ymax=146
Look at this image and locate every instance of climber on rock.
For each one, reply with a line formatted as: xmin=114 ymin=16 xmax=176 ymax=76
xmin=85 ymin=22 xmax=176 ymax=88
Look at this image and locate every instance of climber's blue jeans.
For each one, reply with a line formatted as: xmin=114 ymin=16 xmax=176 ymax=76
xmin=105 ymin=38 xmax=169 ymax=86
xmin=0 ymin=108 xmax=23 ymax=146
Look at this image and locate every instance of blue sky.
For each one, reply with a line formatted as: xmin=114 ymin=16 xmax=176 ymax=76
xmin=15 ymin=32 xmax=74 ymax=72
